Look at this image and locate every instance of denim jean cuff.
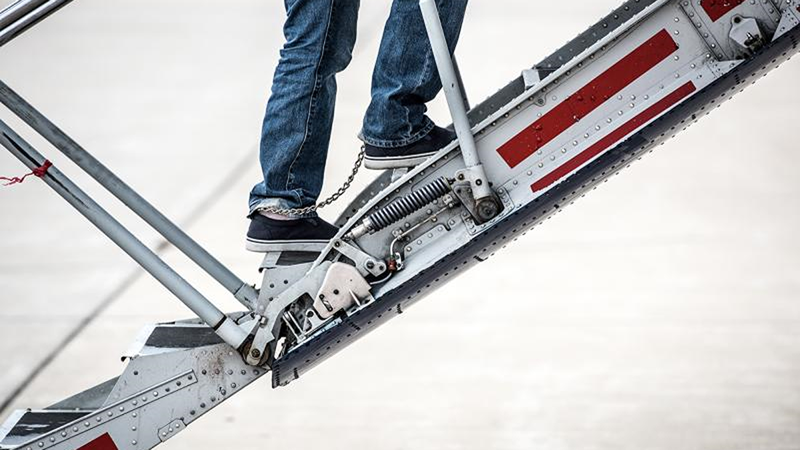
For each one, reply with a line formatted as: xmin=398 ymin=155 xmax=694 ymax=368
xmin=359 ymin=118 xmax=435 ymax=149
xmin=247 ymin=198 xmax=317 ymax=220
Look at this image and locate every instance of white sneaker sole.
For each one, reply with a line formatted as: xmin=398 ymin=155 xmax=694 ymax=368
xmin=364 ymin=152 xmax=437 ymax=170
xmin=245 ymin=238 xmax=330 ymax=253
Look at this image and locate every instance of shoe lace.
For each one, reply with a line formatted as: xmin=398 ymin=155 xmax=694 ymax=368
xmin=258 ymin=146 xmax=365 ymax=217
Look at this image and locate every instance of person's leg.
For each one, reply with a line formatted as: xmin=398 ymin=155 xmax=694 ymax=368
xmin=249 ymin=0 xmax=361 ymax=219
xmin=360 ymin=0 xmax=468 ymax=167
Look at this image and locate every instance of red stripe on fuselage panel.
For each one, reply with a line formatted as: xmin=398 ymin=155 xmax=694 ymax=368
xmin=78 ymin=433 xmax=119 ymax=450
xmin=497 ymin=29 xmax=679 ymax=169
xmin=701 ymin=0 xmax=746 ymax=22
xmin=531 ymin=81 xmax=697 ymax=193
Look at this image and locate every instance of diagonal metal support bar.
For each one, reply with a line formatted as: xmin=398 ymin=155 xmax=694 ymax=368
xmin=419 ymin=0 xmax=482 ymax=172
xmin=419 ymin=0 xmax=501 ymax=222
xmin=0 ymin=0 xmax=48 ymax=30
xmin=0 ymin=0 xmax=74 ymax=48
xmin=451 ymin=56 xmax=470 ymax=110
xmin=0 ymin=118 xmax=250 ymax=350
xmin=0 ymin=80 xmax=259 ymax=309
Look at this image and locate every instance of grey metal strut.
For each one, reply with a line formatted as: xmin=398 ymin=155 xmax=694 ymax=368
xmin=0 ymin=0 xmax=74 ymax=47
xmin=0 ymin=80 xmax=259 ymax=309
xmin=0 ymin=119 xmax=249 ymax=350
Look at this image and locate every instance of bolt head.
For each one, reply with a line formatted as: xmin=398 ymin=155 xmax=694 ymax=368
xmin=477 ymin=199 xmax=500 ymax=222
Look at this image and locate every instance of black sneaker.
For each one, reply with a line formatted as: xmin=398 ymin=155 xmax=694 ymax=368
xmin=246 ymin=215 xmax=339 ymax=253
xmin=364 ymin=126 xmax=456 ymax=170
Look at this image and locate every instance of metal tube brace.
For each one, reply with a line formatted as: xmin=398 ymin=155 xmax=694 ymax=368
xmin=0 ymin=119 xmax=251 ymax=350
xmin=0 ymin=0 xmax=74 ymax=47
xmin=0 ymin=80 xmax=259 ymax=309
xmin=419 ymin=0 xmax=501 ymax=223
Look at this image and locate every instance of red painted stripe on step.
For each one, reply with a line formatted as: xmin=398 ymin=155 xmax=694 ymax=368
xmin=78 ymin=433 xmax=119 ymax=450
xmin=497 ymin=29 xmax=679 ymax=169
xmin=531 ymin=81 xmax=697 ymax=193
xmin=701 ymin=0 xmax=746 ymax=22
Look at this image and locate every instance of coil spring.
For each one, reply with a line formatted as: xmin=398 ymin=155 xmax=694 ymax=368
xmin=365 ymin=177 xmax=452 ymax=232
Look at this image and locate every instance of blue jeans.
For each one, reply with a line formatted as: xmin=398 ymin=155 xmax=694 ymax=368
xmin=248 ymin=0 xmax=468 ymax=217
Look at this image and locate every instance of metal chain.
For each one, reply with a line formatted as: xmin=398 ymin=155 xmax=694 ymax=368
xmin=258 ymin=146 xmax=366 ymax=217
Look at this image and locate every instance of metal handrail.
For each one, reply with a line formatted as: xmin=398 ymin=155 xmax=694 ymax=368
xmin=0 ymin=119 xmax=250 ymax=349
xmin=0 ymin=0 xmax=73 ymax=47
xmin=0 ymin=81 xmax=260 ymax=308
xmin=0 ymin=0 xmax=48 ymax=29
xmin=0 ymin=0 xmax=259 ymax=308
xmin=0 ymin=0 xmax=259 ymax=340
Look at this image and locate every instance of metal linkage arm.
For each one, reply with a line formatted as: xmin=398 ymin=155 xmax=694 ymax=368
xmin=0 ymin=0 xmax=74 ymax=48
xmin=0 ymin=119 xmax=250 ymax=350
xmin=0 ymin=81 xmax=259 ymax=309
xmin=419 ymin=0 xmax=500 ymax=222
xmin=0 ymin=0 xmax=48 ymax=29
xmin=419 ymin=0 xmax=479 ymax=168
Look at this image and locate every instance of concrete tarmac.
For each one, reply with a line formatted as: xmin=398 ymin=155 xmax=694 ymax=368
xmin=1 ymin=1 xmax=799 ymax=449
